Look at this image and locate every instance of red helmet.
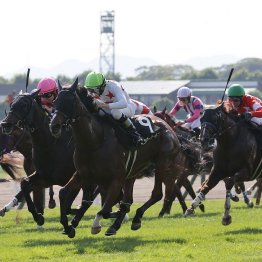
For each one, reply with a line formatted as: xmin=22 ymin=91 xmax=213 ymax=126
xmin=37 ymin=77 xmax=58 ymax=95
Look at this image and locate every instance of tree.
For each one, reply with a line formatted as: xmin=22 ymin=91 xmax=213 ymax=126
xmin=151 ymin=97 xmax=174 ymax=112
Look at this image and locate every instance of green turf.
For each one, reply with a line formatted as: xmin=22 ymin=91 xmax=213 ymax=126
xmin=0 ymin=200 xmax=261 ymax=261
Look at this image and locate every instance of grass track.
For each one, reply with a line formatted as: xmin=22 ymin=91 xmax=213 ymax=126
xmin=0 ymin=200 xmax=261 ymax=261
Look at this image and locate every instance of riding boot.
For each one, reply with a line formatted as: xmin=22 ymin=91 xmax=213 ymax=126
xmin=193 ymin=127 xmax=201 ymax=139
xmin=118 ymin=115 xmax=145 ymax=146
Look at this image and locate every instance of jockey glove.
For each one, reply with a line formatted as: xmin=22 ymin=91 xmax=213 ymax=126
xmin=241 ymin=112 xmax=252 ymax=121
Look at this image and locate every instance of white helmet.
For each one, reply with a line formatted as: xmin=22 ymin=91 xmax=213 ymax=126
xmin=177 ymin=86 xmax=192 ymax=98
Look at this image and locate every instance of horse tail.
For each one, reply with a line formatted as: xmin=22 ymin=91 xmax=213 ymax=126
xmin=0 ymin=152 xmax=26 ymax=181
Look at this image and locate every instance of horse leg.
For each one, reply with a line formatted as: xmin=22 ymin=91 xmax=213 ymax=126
xmin=0 ymin=190 xmax=24 ymax=217
xmin=158 ymin=182 xmax=176 ymax=217
xmin=159 ymin=175 xmax=189 ymax=217
xmin=32 ymin=188 xmax=45 ymax=214
xmin=70 ymin=185 xmax=97 ymax=228
xmin=20 ymin=175 xmax=44 ymax=226
xmin=59 ymin=173 xmax=81 ymax=238
xmin=222 ymin=189 xmax=232 ymax=226
xmin=48 ymin=186 xmax=56 ymax=209
xmin=184 ymin=170 xmax=221 ymax=216
xmin=66 ymin=188 xmax=81 ymax=215
xmin=256 ymin=185 xmax=262 ymax=206
xmin=182 ymin=177 xmax=205 ymax=212
xmin=224 ymin=178 xmax=239 ymax=202
xmin=132 ymin=171 xmax=164 ymax=231
xmin=237 ymin=182 xmax=254 ymax=208
xmin=91 ymin=179 xmax=123 ymax=236
xmin=105 ymin=179 xmax=135 ymax=236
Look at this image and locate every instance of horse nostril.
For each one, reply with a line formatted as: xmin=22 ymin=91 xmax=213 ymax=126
xmin=1 ymin=122 xmax=13 ymax=135
xmin=50 ymin=124 xmax=61 ymax=138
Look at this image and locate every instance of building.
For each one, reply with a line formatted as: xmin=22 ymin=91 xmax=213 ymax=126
xmin=122 ymin=80 xmax=190 ymax=105
xmin=188 ymin=80 xmax=260 ymax=105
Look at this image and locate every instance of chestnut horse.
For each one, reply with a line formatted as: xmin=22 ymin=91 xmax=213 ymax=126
xmin=49 ymin=78 xmax=186 ymax=237
xmin=185 ymin=103 xmax=260 ymax=225
xmin=153 ymin=108 xmax=205 ymax=215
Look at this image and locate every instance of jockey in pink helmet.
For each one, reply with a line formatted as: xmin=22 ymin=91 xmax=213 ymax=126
xmin=37 ymin=77 xmax=58 ymax=113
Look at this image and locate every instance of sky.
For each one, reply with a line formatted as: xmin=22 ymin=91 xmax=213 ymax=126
xmin=1 ymin=0 xmax=262 ymax=78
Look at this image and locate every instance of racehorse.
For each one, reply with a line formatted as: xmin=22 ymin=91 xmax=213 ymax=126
xmin=0 ymin=126 xmax=54 ymax=216
xmin=154 ymin=107 xmax=253 ymax=209
xmin=0 ymin=90 xmax=86 ymax=227
xmin=185 ymin=103 xmax=261 ymax=225
xmin=49 ymin=78 xmax=186 ymax=237
xmin=153 ymin=107 xmax=205 ymax=215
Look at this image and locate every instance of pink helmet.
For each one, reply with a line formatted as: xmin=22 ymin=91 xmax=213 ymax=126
xmin=37 ymin=77 xmax=58 ymax=95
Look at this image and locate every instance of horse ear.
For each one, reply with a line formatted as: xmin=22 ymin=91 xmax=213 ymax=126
xmin=57 ymin=80 xmax=63 ymax=91
xmin=153 ymin=106 xmax=157 ymax=113
xmin=70 ymin=78 xmax=78 ymax=93
xmin=30 ymin=89 xmax=41 ymax=98
xmin=161 ymin=106 xmax=167 ymax=115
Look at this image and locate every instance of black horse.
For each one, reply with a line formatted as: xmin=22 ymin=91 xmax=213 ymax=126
xmin=49 ymin=79 xmax=187 ymax=237
xmin=0 ymin=91 xmax=85 ymax=227
xmin=0 ymin=126 xmax=56 ymax=216
xmin=185 ymin=103 xmax=261 ymax=225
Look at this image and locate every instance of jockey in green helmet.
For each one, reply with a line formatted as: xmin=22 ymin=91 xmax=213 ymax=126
xmin=227 ymin=83 xmax=262 ymax=124
xmin=84 ymin=71 xmax=144 ymax=147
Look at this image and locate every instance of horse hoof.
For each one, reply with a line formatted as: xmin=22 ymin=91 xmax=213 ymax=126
xmin=199 ymin=203 xmax=205 ymax=212
xmin=158 ymin=212 xmax=164 ymax=218
xmin=222 ymin=215 xmax=232 ymax=226
xmin=71 ymin=219 xmax=79 ymax=228
xmin=131 ymin=222 xmax=141 ymax=231
xmin=37 ymin=225 xmax=44 ymax=231
xmin=123 ymin=213 xmax=129 ymax=223
xmin=37 ymin=214 xmax=44 ymax=226
xmin=105 ymin=227 xmax=117 ymax=236
xmin=67 ymin=226 xmax=76 ymax=238
xmin=48 ymin=200 xmax=56 ymax=209
xmin=230 ymin=195 xmax=239 ymax=202
xmin=184 ymin=208 xmax=195 ymax=217
xmin=246 ymin=190 xmax=252 ymax=195
xmin=0 ymin=209 xmax=5 ymax=217
xmin=91 ymin=226 xmax=101 ymax=235
xmin=248 ymin=202 xmax=254 ymax=208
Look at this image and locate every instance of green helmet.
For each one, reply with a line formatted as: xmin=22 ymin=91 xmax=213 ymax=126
xmin=227 ymin=84 xmax=245 ymax=97
xmin=85 ymin=71 xmax=105 ymax=89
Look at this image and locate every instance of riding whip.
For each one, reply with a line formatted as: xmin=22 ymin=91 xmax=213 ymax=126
xmin=221 ymin=68 xmax=234 ymax=102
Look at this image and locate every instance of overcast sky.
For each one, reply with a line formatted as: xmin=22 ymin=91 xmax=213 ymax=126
xmin=1 ymin=0 xmax=262 ymax=77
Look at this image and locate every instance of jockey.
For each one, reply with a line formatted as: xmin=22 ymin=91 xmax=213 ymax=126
xmin=169 ymin=86 xmax=204 ymax=138
xmin=37 ymin=77 xmax=58 ymax=114
xmin=131 ymin=99 xmax=153 ymax=115
xmin=226 ymin=83 xmax=262 ymax=125
xmin=84 ymin=71 xmax=144 ymax=146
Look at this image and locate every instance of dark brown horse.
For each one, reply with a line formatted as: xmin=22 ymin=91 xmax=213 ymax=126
xmin=185 ymin=103 xmax=260 ymax=225
xmin=153 ymin=107 xmax=205 ymax=215
xmin=0 ymin=91 xmax=86 ymax=227
xmin=49 ymin=79 xmax=186 ymax=237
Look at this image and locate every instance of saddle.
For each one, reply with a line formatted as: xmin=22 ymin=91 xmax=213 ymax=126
xmin=100 ymin=114 xmax=161 ymax=149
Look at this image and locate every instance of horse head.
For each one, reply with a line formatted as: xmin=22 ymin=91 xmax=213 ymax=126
xmin=1 ymin=90 xmax=40 ymax=135
xmin=200 ymin=103 xmax=230 ymax=150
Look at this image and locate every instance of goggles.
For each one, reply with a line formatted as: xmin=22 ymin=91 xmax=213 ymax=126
xmin=228 ymin=97 xmax=241 ymax=103
xmin=42 ymin=92 xmax=55 ymax=99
